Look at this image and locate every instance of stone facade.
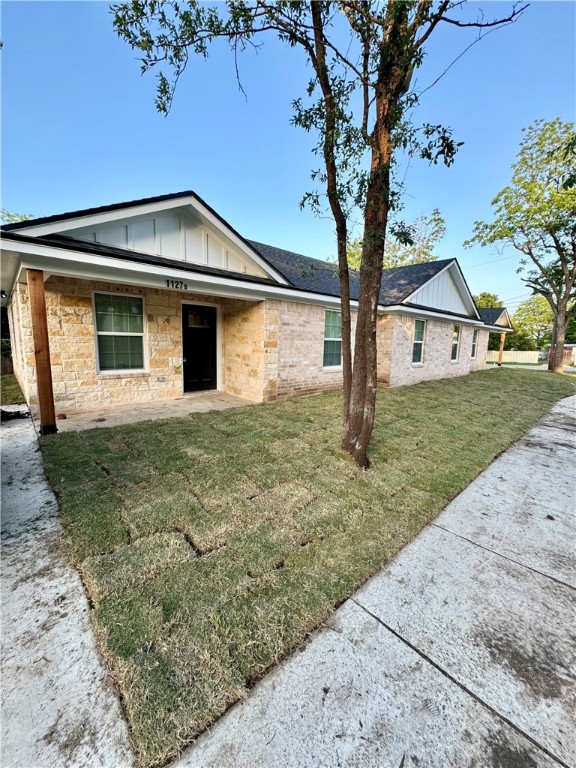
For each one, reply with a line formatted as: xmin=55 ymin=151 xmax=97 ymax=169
xmin=10 ymin=276 xmax=272 ymax=413
xmin=381 ymin=314 xmax=489 ymax=388
xmin=9 ymin=277 xmax=490 ymax=415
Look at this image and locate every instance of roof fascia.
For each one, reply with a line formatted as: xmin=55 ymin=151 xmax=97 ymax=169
xmin=483 ymin=324 xmax=513 ymax=333
xmin=382 ymin=304 xmax=485 ymax=326
xmin=5 ymin=196 xmax=290 ymax=286
xmin=403 ymin=260 xmax=481 ymax=319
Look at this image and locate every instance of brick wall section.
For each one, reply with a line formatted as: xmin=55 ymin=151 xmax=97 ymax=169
xmin=13 ymin=276 xmax=270 ymax=413
xmin=269 ymin=299 xmax=357 ymax=399
xmin=387 ymin=315 xmax=489 ymax=387
xmin=376 ymin=313 xmax=393 ymax=385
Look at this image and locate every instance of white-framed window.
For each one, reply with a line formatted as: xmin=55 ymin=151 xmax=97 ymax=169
xmin=323 ymin=310 xmax=342 ymax=367
xmin=471 ymin=329 xmax=479 ymax=358
xmin=412 ymin=319 xmax=426 ymax=364
xmin=451 ymin=324 xmax=461 ymax=361
xmin=94 ymin=292 xmax=145 ymax=371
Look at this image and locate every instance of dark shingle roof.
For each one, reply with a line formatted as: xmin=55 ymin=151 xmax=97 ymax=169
xmin=478 ymin=307 xmax=510 ymax=327
xmin=248 ymin=240 xmax=454 ymax=306
xmin=1 ymin=191 xmax=199 ymax=231
xmin=2 ymin=189 xmax=481 ymax=316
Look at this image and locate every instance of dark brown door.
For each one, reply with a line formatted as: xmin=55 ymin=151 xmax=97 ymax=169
xmin=182 ymin=305 xmax=217 ymax=392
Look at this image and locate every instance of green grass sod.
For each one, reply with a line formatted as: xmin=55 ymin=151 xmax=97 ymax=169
xmin=40 ymin=368 xmax=575 ymax=767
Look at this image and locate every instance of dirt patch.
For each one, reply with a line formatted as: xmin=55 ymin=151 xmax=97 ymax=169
xmin=476 ymin=625 xmax=565 ymax=700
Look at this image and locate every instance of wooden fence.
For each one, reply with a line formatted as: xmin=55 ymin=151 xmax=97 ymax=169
xmin=486 ymin=350 xmax=541 ymax=364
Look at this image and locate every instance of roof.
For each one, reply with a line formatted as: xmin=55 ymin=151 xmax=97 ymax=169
xmin=1 ymin=191 xmax=201 ymax=231
xmin=477 ymin=307 xmax=511 ymax=327
xmin=248 ymin=240 xmax=455 ymax=306
xmin=1 ymin=190 xmax=485 ymax=321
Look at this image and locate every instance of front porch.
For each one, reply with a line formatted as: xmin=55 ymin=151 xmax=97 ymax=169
xmin=10 ymin=272 xmax=277 ymax=433
xmin=37 ymin=390 xmax=250 ymax=433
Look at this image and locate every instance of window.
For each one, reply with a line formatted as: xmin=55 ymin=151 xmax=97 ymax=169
xmin=94 ymin=293 xmax=144 ymax=371
xmin=323 ymin=310 xmax=342 ymax=367
xmin=451 ymin=324 xmax=461 ymax=361
xmin=471 ymin=329 xmax=479 ymax=358
xmin=412 ymin=319 xmax=426 ymax=364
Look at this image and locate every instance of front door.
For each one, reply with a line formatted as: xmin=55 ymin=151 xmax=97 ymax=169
xmin=182 ymin=305 xmax=217 ymax=392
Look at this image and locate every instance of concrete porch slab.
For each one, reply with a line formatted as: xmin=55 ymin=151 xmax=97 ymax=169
xmin=41 ymin=391 xmax=251 ymax=432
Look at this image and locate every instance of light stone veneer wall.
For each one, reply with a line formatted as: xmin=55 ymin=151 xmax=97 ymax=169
xmin=7 ymin=282 xmax=30 ymax=402
xmin=269 ymin=299 xmax=357 ymax=399
xmin=386 ymin=314 xmax=489 ymax=387
xmin=9 ymin=275 xmax=491 ymax=415
xmin=11 ymin=276 xmax=272 ymax=413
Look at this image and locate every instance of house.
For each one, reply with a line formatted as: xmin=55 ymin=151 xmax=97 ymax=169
xmin=0 ymin=190 xmax=512 ymax=434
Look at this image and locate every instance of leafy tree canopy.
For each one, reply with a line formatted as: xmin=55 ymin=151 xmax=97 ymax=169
xmin=1 ymin=210 xmax=32 ymax=224
xmin=512 ymin=295 xmax=553 ymax=347
xmin=473 ymin=291 xmax=501 ymax=308
xmin=466 ymin=118 xmax=576 ymax=371
xmin=348 ymin=208 xmax=446 ymax=270
xmin=112 ymin=0 xmax=529 ymax=464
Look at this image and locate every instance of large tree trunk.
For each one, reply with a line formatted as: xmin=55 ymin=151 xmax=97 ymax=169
xmin=340 ymin=5 xmax=411 ymax=468
xmin=548 ymin=309 xmax=567 ymax=373
xmin=342 ymin=164 xmax=390 ymax=467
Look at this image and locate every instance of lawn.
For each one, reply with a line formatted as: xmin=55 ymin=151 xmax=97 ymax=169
xmin=1 ymin=374 xmax=25 ymax=405
xmin=41 ymin=369 xmax=575 ymax=768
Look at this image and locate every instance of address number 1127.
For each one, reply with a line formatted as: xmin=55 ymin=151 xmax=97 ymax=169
xmin=166 ymin=279 xmax=189 ymax=290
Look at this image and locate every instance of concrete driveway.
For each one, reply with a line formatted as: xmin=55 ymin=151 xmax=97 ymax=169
xmin=1 ymin=395 xmax=574 ymax=768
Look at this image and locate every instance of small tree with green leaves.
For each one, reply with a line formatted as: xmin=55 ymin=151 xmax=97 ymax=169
xmin=512 ymin=295 xmax=553 ymax=348
xmin=348 ymin=208 xmax=445 ymax=270
xmin=473 ymin=292 xmax=502 ymax=309
xmin=113 ymin=0 xmax=527 ymax=466
xmin=467 ymin=118 xmax=576 ymax=373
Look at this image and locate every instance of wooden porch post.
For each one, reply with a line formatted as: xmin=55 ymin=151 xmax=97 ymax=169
xmin=27 ymin=269 xmax=57 ymax=435
xmin=497 ymin=332 xmax=505 ymax=367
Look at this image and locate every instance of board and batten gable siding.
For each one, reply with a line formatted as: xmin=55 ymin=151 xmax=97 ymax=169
xmin=387 ymin=314 xmax=489 ymax=387
xmin=10 ymin=275 xmax=273 ymax=414
xmin=409 ymin=268 xmax=471 ymax=316
xmin=63 ymin=210 xmax=269 ymax=278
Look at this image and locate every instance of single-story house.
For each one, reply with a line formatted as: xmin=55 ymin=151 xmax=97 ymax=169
xmin=1 ymin=190 xmax=512 ymax=433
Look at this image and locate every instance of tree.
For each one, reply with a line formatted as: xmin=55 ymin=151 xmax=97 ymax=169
xmin=113 ymin=0 xmax=527 ymax=467
xmin=1 ymin=210 xmax=32 ymax=224
xmin=348 ymin=208 xmax=445 ymax=270
xmin=467 ymin=119 xmax=576 ymax=373
xmin=512 ymin=295 xmax=553 ymax=348
xmin=473 ymin=292 xmax=501 ymax=308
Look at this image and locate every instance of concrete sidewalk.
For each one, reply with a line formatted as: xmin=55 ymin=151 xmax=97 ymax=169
xmin=0 ymin=417 xmax=132 ymax=768
xmin=175 ymin=395 xmax=576 ymax=768
xmin=1 ymin=396 xmax=574 ymax=768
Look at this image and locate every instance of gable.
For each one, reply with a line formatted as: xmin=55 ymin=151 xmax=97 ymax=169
xmin=3 ymin=191 xmax=288 ymax=284
xmin=407 ymin=265 xmax=476 ymax=316
xmin=61 ymin=208 xmax=269 ymax=278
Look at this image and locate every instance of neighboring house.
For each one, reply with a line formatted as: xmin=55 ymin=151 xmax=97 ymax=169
xmin=0 ymin=190 xmax=511 ymax=433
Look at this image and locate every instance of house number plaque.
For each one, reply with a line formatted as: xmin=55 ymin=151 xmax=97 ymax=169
xmin=165 ymin=279 xmax=189 ymax=290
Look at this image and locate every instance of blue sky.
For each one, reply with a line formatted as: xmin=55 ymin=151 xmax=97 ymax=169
xmin=2 ymin=1 xmax=575 ymax=313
